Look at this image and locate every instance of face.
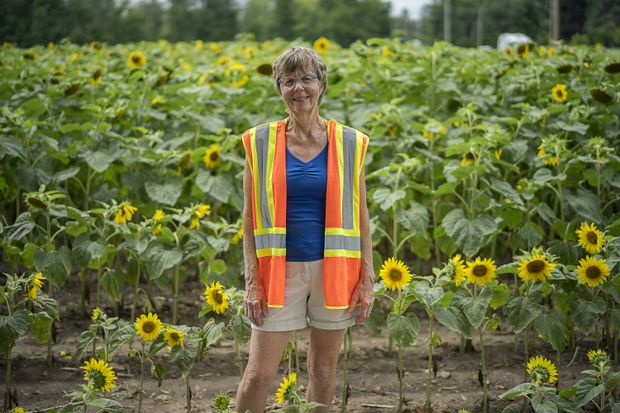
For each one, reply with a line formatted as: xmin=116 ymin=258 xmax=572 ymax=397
xmin=279 ymin=68 xmax=324 ymax=115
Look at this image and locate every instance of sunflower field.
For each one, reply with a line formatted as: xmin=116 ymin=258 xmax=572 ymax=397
xmin=1 ymin=36 xmax=620 ymax=413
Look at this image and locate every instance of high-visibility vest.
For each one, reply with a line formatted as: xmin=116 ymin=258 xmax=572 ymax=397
xmin=242 ymin=118 xmax=369 ymax=309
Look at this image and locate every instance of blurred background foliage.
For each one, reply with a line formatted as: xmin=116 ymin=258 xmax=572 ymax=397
xmin=1 ymin=0 xmax=619 ymax=48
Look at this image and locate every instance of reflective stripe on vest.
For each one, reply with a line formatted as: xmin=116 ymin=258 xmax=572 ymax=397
xmin=243 ymin=119 xmax=368 ymax=309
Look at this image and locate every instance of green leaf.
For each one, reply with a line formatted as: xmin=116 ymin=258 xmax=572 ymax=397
xmin=88 ymin=397 xmax=123 ymax=413
xmin=505 ymin=296 xmax=542 ymax=333
xmin=171 ymin=341 xmax=197 ymax=376
xmin=517 ymin=222 xmax=545 ymax=248
xmin=34 ymin=247 xmax=72 ymax=287
xmin=461 ymin=287 xmax=492 ymax=329
xmin=195 ymin=172 xmax=233 ymax=204
xmin=0 ymin=309 xmax=30 ymax=353
xmin=532 ymin=168 xmax=553 ymax=185
xmin=531 ymin=395 xmax=558 ymax=413
xmin=151 ymin=362 xmax=166 ymax=386
xmin=413 ymin=282 xmax=443 ymax=310
xmin=211 ymin=259 xmax=228 ymax=274
xmin=101 ymin=269 xmax=125 ymax=301
xmin=7 ymin=212 xmax=35 ymax=241
xmin=395 ymin=201 xmax=429 ymax=234
xmin=107 ymin=323 xmax=135 ymax=359
xmin=36 ymin=293 xmax=60 ymax=320
xmin=435 ymin=306 xmax=472 ymax=338
xmin=75 ymin=330 xmax=96 ymax=361
xmin=501 ymin=403 xmax=522 ymax=413
xmin=230 ymin=314 xmax=251 ymax=344
xmin=490 ymin=178 xmax=523 ymax=205
xmin=490 ymin=283 xmax=511 ymax=309
xmin=373 ymin=188 xmax=406 ymax=211
xmin=204 ymin=320 xmax=225 ymax=347
xmin=606 ymin=371 xmax=620 ymax=392
xmin=573 ymin=379 xmax=604 ymax=407
xmin=142 ymin=244 xmax=183 ymax=280
xmin=499 ymin=382 xmax=533 ymax=400
xmin=570 ymin=297 xmax=606 ymax=335
xmin=564 ymin=188 xmax=602 ymax=223
xmin=533 ymin=309 xmax=570 ymax=353
xmin=441 ymin=209 xmax=497 ymax=257
xmin=387 ymin=312 xmax=420 ymax=347
xmin=82 ymin=150 xmax=116 ymax=173
xmin=145 ymin=178 xmax=183 ymax=206
xmin=29 ymin=312 xmax=53 ymax=344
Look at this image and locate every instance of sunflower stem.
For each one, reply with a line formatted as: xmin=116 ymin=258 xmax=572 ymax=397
xmin=131 ymin=259 xmax=141 ymax=322
xmin=425 ymin=312 xmax=434 ymax=412
xmin=138 ymin=340 xmax=145 ymax=413
xmin=172 ymin=264 xmax=180 ymax=324
xmin=96 ymin=257 xmax=102 ymax=309
xmin=3 ymin=349 xmax=12 ymax=413
xmin=185 ymin=376 xmax=191 ymax=413
xmin=523 ymin=325 xmax=530 ymax=382
xmin=397 ymin=344 xmax=405 ymax=413
xmin=479 ymin=326 xmax=489 ymax=413
xmin=234 ymin=337 xmax=244 ymax=377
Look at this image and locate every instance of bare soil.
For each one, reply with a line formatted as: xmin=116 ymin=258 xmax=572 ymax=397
xmin=1 ymin=279 xmax=602 ymax=413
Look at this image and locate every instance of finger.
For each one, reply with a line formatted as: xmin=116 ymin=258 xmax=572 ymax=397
xmin=347 ymin=291 xmax=360 ymax=313
xmin=261 ymin=301 xmax=269 ymax=317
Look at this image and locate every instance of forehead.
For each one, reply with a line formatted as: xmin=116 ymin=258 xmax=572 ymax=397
xmin=281 ymin=61 xmax=317 ymax=78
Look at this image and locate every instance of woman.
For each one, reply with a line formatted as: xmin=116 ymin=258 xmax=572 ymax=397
xmin=235 ymin=45 xmax=375 ymax=413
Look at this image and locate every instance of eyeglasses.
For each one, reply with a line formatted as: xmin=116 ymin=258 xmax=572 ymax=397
xmin=280 ymin=75 xmax=318 ymax=89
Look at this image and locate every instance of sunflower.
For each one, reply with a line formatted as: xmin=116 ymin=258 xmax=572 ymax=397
xmin=181 ymin=61 xmax=193 ymax=72
xmin=313 ymin=37 xmax=330 ymax=53
xmin=150 ymin=96 xmax=165 ymax=106
xmin=526 ymin=356 xmax=558 ymax=384
xmin=576 ymin=256 xmax=610 ymax=287
xmin=195 ymin=204 xmax=211 ymax=219
xmin=275 ymin=372 xmax=298 ymax=404
xmin=81 ymin=358 xmax=117 ymax=393
xmin=518 ymin=254 xmax=556 ymax=282
xmin=209 ymin=42 xmax=222 ymax=54
xmin=575 ymin=222 xmax=605 ymax=254
xmin=92 ymin=307 xmax=101 ymax=321
xmin=90 ymin=69 xmax=102 ymax=85
xmin=204 ymin=281 xmax=230 ymax=314
xmin=464 ymin=257 xmax=496 ymax=286
xmin=114 ymin=202 xmax=138 ymax=224
xmin=195 ymin=40 xmax=205 ymax=51
xmin=450 ymin=254 xmax=466 ymax=286
xmin=217 ymin=56 xmax=230 ymax=66
xmin=127 ymin=51 xmax=147 ymax=69
xmin=28 ymin=272 xmax=46 ymax=300
xmin=379 ymin=257 xmax=412 ymax=291
xmin=153 ymin=224 xmax=162 ymax=235
xmin=11 ymin=407 xmax=24 ymax=413
xmin=212 ymin=393 xmax=232 ymax=412
xmin=164 ymin=327 xmax=184 ymax=348
xmin=587 ymin=349 xmax=609 ymax=366
xmin=460 ymin=152 xmax=476 ymax=166
xmin=203 ymin=144 xmax=221 ymax=169
xmin=551 ymin=84 xmax=568 ymax=103
xmin=190 ymin=218 xmax=201 ymax=230
xmin=233 ymin=74 xmax=249 ymax=88
xmin=135 ymin=312 xmax=163 ymax=341
xmin=231 ymin=227 xmax=243 ymax=245
xmin=153 ymin=209 xmax=165 ymax=222
xmin=494 ymin=148 xmax=502 ymax=160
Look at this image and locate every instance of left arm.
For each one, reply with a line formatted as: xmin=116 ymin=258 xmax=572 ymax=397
xmin=348 ymin=167 xmax=375 ymax=323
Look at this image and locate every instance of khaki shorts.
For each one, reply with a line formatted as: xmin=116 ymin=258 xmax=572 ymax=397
xmin=252 ymin=259 xmax=359 ymax=332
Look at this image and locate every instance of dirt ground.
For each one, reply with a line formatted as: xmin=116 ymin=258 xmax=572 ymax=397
xmin=1 ymin=280 xmax=605 ymax=413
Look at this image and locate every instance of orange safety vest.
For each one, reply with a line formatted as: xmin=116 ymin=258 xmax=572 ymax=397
xmin=242 ymin=119 xmax=369 ymax=309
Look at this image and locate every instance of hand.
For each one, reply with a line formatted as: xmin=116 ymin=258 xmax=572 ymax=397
xmin=347 ymin=277 xmax=375 ymax=324
xmin=243 ymin=282 xmax=268 ymax=326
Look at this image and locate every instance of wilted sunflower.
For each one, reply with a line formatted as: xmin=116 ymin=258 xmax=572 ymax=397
xmin=28 ymin=272 xmax=46 ymax=300
xmin=204 ymin=281 xmax=229 ymax=314
xmin=450 ymin=254 xmax=466 ymax=286
xmin=164 ymin=327 xmax=184 ymax=348
xmin=313 ymin=37 xmax=330 ymax=53
xmin=135 ymin=312 xmax=163 ymax=341
xmin=576 ymin=256 xmax=610 ymax=287
xmin=518 ymin=254 xmax=556 ymax=282
xmin=587 ymin=349 xmax=609 ymax=366
xmin=575 ymin=222 xmax=605 ymax=254
xmin=127 ymin=51 xmax=147 ymax=69
xmin=114 ymin=202 xmax=138 ymax=224
xmin=81 ymin=358 xmax=117 ymax=393
xmin=465 ymin=257 xmax=496 ymax=286
xmin=275 ymin=372 xmax=298 ymax=404
xmin=203 ymin=144 xmax=221 ymax=169
xmin=526 ymin=356 xmax=558 ymax=384
xmin=379 ymin=257 xmax=412 ymax=291
xmin=551 ymin=84 xmax=568 ymax=103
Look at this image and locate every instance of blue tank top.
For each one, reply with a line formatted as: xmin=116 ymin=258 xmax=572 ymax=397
xmin=286 ymin=144 xmax=327 ymax=262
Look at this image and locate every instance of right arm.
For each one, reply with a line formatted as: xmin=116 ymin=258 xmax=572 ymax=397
xmin=242 ymin=159 xmax=268 ymax=325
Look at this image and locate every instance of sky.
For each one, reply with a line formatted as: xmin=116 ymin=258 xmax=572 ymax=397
xmin=388 ymin=0 xmax=434 ymax=19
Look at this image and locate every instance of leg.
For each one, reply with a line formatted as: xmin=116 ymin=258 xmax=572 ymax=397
xmin=235 ymin=329 xmax=293 ymax=413
xmin=306 ymin=327 xmax=346 ymax=413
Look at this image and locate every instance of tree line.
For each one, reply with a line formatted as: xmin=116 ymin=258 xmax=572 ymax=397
xmin=1 ymin=0 xmax=618 ymax=48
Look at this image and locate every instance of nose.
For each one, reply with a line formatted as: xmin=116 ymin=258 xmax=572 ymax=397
xmin=292 ymin=79 xmax=304 ymax=91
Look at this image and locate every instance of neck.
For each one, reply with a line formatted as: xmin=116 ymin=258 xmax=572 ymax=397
xmin=287 ymin=111 xmax=324 ymax=140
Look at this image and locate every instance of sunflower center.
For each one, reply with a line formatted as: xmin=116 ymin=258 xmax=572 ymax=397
xmin=390 ymin=269 xmax=402 ymax=281
xmin=473 ymin=265 xmax=487 ymax=277
xmin=213 ymin=290 xmax=223 ymax=304
xmin=132 ymin=56 xmax=141 ymax=64
xmin=143 ymin=321 xmax=155 ymax=333
xmin=466 ymin=153 xmax=475 ymax=160
xmin=89 ymin=371 xmax=106 ymax=390
xmin=170 ymin=332 xmax=180 ymax=342
xmin=526 ymin=260 xmax=546 ymax=273
xmin=532 ymin=367 xmax=550 ymax=383
xmin=586 ymin=266 xmax=601 ymax=279
xmin=556 ymin=90 xmax=564 ymax=98
xmin=210 ymin=152 xmax=219 ymax=162
xmin=586 ymin=231 xmax=598 ymax=244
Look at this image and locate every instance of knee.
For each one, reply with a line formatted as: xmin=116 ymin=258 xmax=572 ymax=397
xmin=241 ymin=367 xmax=277 ymax=389
xmin=307 ymin=358 xmax=336 ymax=383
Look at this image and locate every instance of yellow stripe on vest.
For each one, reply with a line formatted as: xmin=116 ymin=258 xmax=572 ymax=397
xmin=256 ymin=248 xmax=287 ymax=258
xmin=323 ymin=249 xmax=362 ymax=258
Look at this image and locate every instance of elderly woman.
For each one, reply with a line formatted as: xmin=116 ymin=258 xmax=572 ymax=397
xmin=235 ymin=45 xmax=375 ymax=413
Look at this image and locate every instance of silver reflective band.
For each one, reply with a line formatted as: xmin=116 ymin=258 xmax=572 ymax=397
xmin=342 ymin=126 xmax=357 ymax=230
xmin=254 ymin=233 xmax=286 ymax=249
xmin=255 ymin=124 xmax=273 ymax=228
xmin=324 ymin=234 xmax=361 ymax=250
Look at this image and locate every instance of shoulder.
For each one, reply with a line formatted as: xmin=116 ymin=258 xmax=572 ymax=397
xmin=330 ymin=120 xmax=369 ymax=144
xmin=242 ymin=119 xmax=285 ymax=142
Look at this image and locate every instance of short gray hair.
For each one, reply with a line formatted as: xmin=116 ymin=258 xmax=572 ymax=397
xmin=272 ymin=46 xmax=328 ymax=104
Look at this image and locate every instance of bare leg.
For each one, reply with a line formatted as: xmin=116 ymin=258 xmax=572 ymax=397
xmin=235 ymin=329 xmax=293 ymax=413
xmin=306 ymin=327 xmax=346 ymax=413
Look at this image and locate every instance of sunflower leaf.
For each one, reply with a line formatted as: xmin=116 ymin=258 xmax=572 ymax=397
xmin=387 ymin=312 xmax=420 ymax=347
xmin=499 ymin=382 xmax=533 ymax=399
xmin=75 ymin=329 xmax=96 ymax=361
xmin=373 ymin=188 xmax=406 ymax=211
xmin=145 ymin=178 xmax=183 ymax=206
xmin=505 ymin=296 xmax=542 ymax=333
xmin=441 ymin=209 xmax=497 ymax=257
xmin=461 ymin=287 xmax=492 ymax=329
xmin=107 ymin=323 xmax=135 ymax=360
xmin=88 ymin=397 xmax=123 ymax=413
xmin=28 ymin=312 xmax=53 ymax=344
xmin=531 ymin=395 xmax=558 ymax=413
xmin=435 ymin=306 xmax=471 ymax=338
xmin=569 ymin=297 xmax=606 ymax=335
xmin=533 ymin=309 xmax=570 ymax=353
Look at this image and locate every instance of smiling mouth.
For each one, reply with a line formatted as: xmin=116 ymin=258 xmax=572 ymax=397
xmin=293 ymin=97 xmax=309 ymax=101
